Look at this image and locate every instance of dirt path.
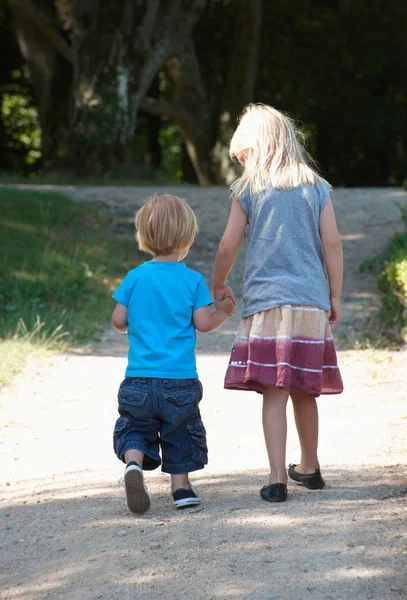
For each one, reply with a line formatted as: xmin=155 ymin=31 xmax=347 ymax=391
xmin=1 ymin=186 xmax=407 ymax=600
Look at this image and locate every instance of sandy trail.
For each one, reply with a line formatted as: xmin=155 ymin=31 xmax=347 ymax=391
xmin=1 ymin=186 xmax=406 ymax=600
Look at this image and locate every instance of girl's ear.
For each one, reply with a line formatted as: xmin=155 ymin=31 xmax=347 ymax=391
xmin=236 ymin=148 xmax=249 ymax=165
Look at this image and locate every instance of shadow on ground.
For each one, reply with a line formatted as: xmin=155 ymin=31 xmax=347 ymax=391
xmin=2 ymin=466 xmax=406 ymax=600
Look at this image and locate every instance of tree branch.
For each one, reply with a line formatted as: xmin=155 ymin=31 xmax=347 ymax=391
xmin=181 ymin=0 xmax=208 ymax=28
xmin=140 ymin=96 xmax=183 ymax=123
xmin=10 ymin=0 xmax=73 ymax=63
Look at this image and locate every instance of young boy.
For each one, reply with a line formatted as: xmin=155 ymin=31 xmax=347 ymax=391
xmin=112 ymin=194 xmax=234 ymax=513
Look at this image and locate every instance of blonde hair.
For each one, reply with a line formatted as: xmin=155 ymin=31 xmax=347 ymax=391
xmin=230 ymin=103 xmax=322 ymax=197
xmin=135 ymin=194 xmax=198 ymax=256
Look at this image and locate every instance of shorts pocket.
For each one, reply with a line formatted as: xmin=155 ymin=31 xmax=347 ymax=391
xmin=113 ymin=416 xmax=128 ymax=439
xmin=188 ymin=421 xmax=208 ymax=465
xmin=118 ymin=388 xmax=148 ymax=407
xmin=163 ymin=390 xmax=197 ymax=406
xmin=113 ymin=416 xmax=129 ymax=457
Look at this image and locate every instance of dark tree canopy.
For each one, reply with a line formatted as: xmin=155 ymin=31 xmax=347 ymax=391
xmin=1 ymin=0 xmax=406 ymax=186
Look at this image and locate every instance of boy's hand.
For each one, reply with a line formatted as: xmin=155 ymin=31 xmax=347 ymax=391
xmin=214 ymin=297 xmax=235 ymax=317
xmin=213 ymin=285 xmax=236 ymax=306
xmin=329 ymin=297 xmax=341 ymax=325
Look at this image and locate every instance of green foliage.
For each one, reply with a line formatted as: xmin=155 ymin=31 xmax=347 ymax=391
xmin=0 ymin=189 xmax=139 ymax=386
xmin=255 ymin=0 xmax=407 ymax=186
xmin=1 ymin=70 xmax=41 ymax=168
xmin=2 ymin=0 xmax=407 ymax=185
xmin=159 ymin=119 xmax=183 ymax=180
xmin=360 ymin=206 xmax=407 ymax=343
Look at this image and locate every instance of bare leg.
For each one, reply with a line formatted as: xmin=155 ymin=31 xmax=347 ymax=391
xmin=124 ymin=449 xmax=144 ymax=467
xmin=262 ymin=386 xmax=290 ymax=484
xmin=171 ymin=473 xmax=189 ymax=492
xmin=290 ymin=390 xmax=320 ymax=473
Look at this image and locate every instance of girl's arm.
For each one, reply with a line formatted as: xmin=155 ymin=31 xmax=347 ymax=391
xmin=319 ymin=199 xmax=343 ymax=324
xmin=112 ymin=303 xmax=128 ymax=333
xmin=212 ymin=197 xmax=248 ymax=301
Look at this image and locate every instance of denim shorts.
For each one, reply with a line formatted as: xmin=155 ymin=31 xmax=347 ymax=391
xmin=113 ymin=377 xmax=208 ymax=475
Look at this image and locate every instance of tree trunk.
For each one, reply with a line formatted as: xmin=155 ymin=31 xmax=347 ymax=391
xmin=9 ymin=0 xmax=72 ymax=164
xmin=212 ymin=0 xmax=262 ymax=183
xmin=144 ymin=77 xmax=162 ymax=170
xmin=140 ymin=0 xmax=262 ymax=185
xmin=68 ymin=0 xmax=207 ymax=172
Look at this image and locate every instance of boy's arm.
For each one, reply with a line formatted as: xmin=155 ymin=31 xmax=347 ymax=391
xmin=319 ymin=199 xmax=343 ymax=324
xmin=193 ymin=298 xmax=235 ymax=333
xmin=111 ymin=303 xmax=128 ymax=333
xmin=212 ymin=197 xmax=247 ymax=302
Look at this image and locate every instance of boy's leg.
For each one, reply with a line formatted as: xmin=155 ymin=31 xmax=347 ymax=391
xmin=171 ymin=473 xmax=189 ymax=491
xmin=290 ymin=390 xmax=320 ymax=473
xmin=262 ymin=385 xmax=290 ymax=484
xmin=158 ymin=379 xmax=206 ymax=507
xmin=124 ymin=449 xmax=145 ymax=467
xmin=171 ymin=473 xmax=202 ymax=508
xmin=113 ymin=378 xmax=161 ymax=514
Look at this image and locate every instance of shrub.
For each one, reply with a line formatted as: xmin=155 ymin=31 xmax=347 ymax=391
xmin=361 ymin=205 xmax=407 ymax=342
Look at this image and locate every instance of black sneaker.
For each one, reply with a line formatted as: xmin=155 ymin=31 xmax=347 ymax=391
xmin=288 ymin=463 xmax=325 ymax=490
xmin=123 ymin=462 xmax=151 ymax=514
xmin=172 ymin=483 xmax=202 ymax=508
xmin=260 ymin=483 xmax=288 ymax=503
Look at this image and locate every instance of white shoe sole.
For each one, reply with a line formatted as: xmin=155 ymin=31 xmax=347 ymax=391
xmin=173 ymin=497 xmax=202 ymax=508
xmin=124 ymin=468 xmax=150 ymax=514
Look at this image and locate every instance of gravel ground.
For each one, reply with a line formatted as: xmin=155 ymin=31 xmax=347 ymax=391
xmin=1 ymin=185 xmax=407 ymax=600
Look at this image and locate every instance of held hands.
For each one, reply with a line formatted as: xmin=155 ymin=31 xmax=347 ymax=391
xmin=329 ymin=297 xmax=341 ymax=325
xmin=215 ymin=297 xmax=235 ymax=318
xmin=213 ymin=285 xmax=236 ymax=306
xmin=213 ymin=285 xmax=236 ymax=318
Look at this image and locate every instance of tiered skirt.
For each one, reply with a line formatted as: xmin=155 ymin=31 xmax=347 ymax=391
xmin=224 ymin=305 xmax=343 ymax=397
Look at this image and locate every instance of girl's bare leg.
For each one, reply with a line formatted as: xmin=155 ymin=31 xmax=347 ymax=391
xmin=290 ymin=390 xmax=320 ymax=473
xmin=262 ymin=386 xmax=290 ymax=484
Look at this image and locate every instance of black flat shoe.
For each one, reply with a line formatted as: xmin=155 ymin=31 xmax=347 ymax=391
xmin=260 ymin=483 xmax=288 ymax=503
xmin=288 ymin=464 xmax=325 ymax=490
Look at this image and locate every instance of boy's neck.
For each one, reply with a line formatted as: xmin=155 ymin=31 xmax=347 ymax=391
xmin=152 ymin=252 xmax=183 ymax=263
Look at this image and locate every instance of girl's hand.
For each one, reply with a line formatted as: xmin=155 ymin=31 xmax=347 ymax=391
xmin=214 ymin=285 xmax=236 ymax=306
xmin=329 ymin=297 xmax=341 ymax=325
xmin=215 ymin=297 xmax=235 ymax=317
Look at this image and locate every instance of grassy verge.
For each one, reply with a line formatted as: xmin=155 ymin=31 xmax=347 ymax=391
xmin=0 ymin=189 xmax=139 ymax=387
xmin=0 ymin=170 xmax=183 ymax=187
xmin=360 ymin=206 xmax=407 ymax=345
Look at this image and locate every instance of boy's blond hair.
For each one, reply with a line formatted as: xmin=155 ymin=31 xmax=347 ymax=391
xmin=230 ymin=103 xmax=322 ymax=197
xmin=135 ymin=194 xmax=198 ymax=256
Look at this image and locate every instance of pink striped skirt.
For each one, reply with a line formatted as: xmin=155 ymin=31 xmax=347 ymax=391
xmin=224 ymin=305 xmax=343 ymax=397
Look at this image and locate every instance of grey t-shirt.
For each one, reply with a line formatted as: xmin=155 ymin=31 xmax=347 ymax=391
xmin=236 ymin=181 xmax=331 ymax=318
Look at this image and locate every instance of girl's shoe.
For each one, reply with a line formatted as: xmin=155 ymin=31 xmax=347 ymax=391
xmin=172 ymin=483 xmax=202 ymax=508
xmin=123 ymin=462 xmax=151 ymax=514
xmin=288 ymin=463 xmax=325 ymax=490
xmin=260 ymin=483 xmax=288 ymax=503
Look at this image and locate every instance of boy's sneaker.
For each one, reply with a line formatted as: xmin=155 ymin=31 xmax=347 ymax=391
xmin=172 ymin=482 xmax=202 ymax=508
xmin=123 ymin=462 xmax=150 ymax=514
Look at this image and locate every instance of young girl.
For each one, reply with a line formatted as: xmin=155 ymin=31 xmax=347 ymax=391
xmin=212 ymin=104 xmax=344 ymax=503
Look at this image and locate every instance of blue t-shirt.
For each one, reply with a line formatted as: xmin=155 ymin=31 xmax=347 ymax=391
xmin=112 ymin=261 xmax=213 ymax=378
xmin=236 ymin=181 xmax=331 ymax=317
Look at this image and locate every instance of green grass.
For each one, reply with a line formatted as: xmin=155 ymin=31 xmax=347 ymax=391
xmin=359 ymin=205 xmax=407 ymax=345
xmin=0 ymin=189 xmax=139 ymax=387
xmin=0 ymin=169 xmax=184 ymax=187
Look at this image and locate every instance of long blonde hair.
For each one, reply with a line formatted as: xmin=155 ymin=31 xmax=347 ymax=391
xmin=230 ymin=103 xmax=322 ymax=197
